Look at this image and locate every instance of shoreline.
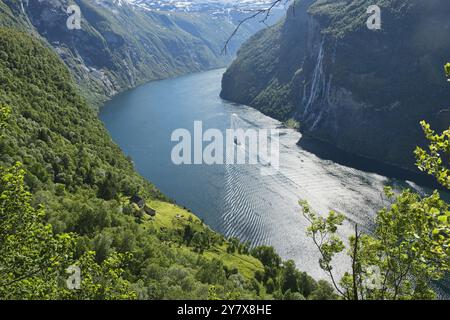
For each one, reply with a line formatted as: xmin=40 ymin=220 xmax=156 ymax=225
xmin=96 ymin=67 xmax=229 ymax=113
xmin=297 ymin=135 xmax=445 ymax=192
xmin=218 ymin=97 xmax=445 ymax=192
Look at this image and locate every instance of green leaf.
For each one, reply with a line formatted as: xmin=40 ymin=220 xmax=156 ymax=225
xmin=445 ymin=63 xmax=450 ymax=78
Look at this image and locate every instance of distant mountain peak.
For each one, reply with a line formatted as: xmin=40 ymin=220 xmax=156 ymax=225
xmin=117 ymin=0 xmax=287 ymax=14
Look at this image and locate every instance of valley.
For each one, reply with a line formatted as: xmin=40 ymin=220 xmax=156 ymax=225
xmin=100 ymin=68 xmax=449 ymax=282
xmin=0 ymin=0 xmax=282 ymax=106
xmin=0 ymin=0 xmax=449 ymax=301
xmin=221 ymin=0 xmax=450 ymax=171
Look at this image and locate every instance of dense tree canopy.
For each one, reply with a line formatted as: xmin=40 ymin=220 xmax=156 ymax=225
xmin=0 ymin=27 xmax=338 ymax=300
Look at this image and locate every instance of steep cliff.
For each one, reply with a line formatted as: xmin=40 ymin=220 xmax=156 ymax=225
xmin=0 ymin=26 xmax=268 ymax=298
xmin=0 ymin=0 xmax=261 ymax=106
xmin=221 ymin=0 xmax=450 ymax=170
xmin=0 ymin=23 xmax=339 ymax=300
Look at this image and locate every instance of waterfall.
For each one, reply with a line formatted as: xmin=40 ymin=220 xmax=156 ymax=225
xmin=303 ymin=39 xmax=325 ymax=116
xmin=20 ymin=0 xmax=28 ymax=14
xmin=325 ymin=75 xmax=333 ymax=107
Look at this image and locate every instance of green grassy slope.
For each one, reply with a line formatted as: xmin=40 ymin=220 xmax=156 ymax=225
xmin=0 ymin=27 xmax=337 ymax=299
xmin=0 ymin=27 xmax=263 ymax=299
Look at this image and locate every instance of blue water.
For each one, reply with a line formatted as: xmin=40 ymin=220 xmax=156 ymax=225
xmin=100 ymin=68 xmax=447 ymax=283
xmin=100 ymin=69 xmax=242 ymax=230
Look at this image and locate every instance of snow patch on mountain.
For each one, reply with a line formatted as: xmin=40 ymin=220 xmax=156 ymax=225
xmin=106 ymin=0 xmax=289 ymax=14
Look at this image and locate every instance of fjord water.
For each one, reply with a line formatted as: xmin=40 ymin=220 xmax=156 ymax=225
xmin=100 ymin=68 xmax=431 ymax=279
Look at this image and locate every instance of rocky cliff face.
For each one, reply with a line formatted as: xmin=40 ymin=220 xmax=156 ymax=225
xmin=0 ymin=0 xmax=263 ymax=106
xmin=221 ymin=0 xmax=450 ymax=170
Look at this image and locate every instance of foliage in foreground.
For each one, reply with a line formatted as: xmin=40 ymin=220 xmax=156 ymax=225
xmin=301 ymin=187 xmax=449 ymax=300
xmin=301 ymin=66 xmax=450 ymax=299
xmin=0 ymin=28 xmax=336 ymax=300
xmin=0 ymin=107 xmax=136 ymax=299
xmin=415 ymin=122 xmax=450 ymax=189
xmin=445 ymin=63 xmax=450 ymax=78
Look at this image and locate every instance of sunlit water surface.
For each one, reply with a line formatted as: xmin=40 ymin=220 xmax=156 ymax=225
xmin=100 ymin=69 xmax=447 ymax=291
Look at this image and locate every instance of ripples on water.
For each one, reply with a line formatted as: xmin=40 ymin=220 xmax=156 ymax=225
xmin=100 ymin=68 xmax=446 ymax=283
xmin=218 ymin=107 xmax=391 ymax=279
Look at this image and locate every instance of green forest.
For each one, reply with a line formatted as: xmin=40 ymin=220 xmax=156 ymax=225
xmin=0 ymin=27 xmax=339 ymax=300
xmin=0 ymin=0 xmax=449 ymax=301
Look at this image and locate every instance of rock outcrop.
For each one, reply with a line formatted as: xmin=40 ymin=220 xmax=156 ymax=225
xmin=221 ymin=0 xmax=450 ymax=170
xmin=0 ymin=0 xmax=262 ymax=106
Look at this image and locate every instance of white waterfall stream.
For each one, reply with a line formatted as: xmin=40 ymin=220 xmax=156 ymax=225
xmin=303 ymin=39 xmax=325 ymax=116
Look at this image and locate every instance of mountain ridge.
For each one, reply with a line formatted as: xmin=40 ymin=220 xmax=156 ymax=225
xmin=1 ymin=0 xmax=281 ymax=106
xmin=0 ymin=25 xmax=338 ymax=300
xmin=221 ymin=0 xmax=450 ymax=171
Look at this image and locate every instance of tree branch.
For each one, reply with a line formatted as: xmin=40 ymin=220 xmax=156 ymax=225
xmin=221 ymin=0 xmax=291 ymax=54
xmin=351 ymin=223 xmax=360 ymax=300
xmin=311 ymin=230 xmax=347 ymax=298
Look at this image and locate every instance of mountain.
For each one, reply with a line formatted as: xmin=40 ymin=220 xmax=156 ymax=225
xmin=0 ymin=0 xmax=281 ymax=106
xmin=0 ymin=26 xmax=261 ymax=299
xmin=221 ymin=0 xmax=450 ymax=171
xmin=0 ymin=1 xmax=337 ymax=299
xmin=126 ymin=0 xmax=287 ymax=16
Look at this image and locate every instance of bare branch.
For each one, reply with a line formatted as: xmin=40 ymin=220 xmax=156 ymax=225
xmin=351 ymin=223 xmax=360 ymax=300
xmin=221 ymin=0 xmax=292 ymax=55
xmin=310 ymin=230 xmax=347 ymax=298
